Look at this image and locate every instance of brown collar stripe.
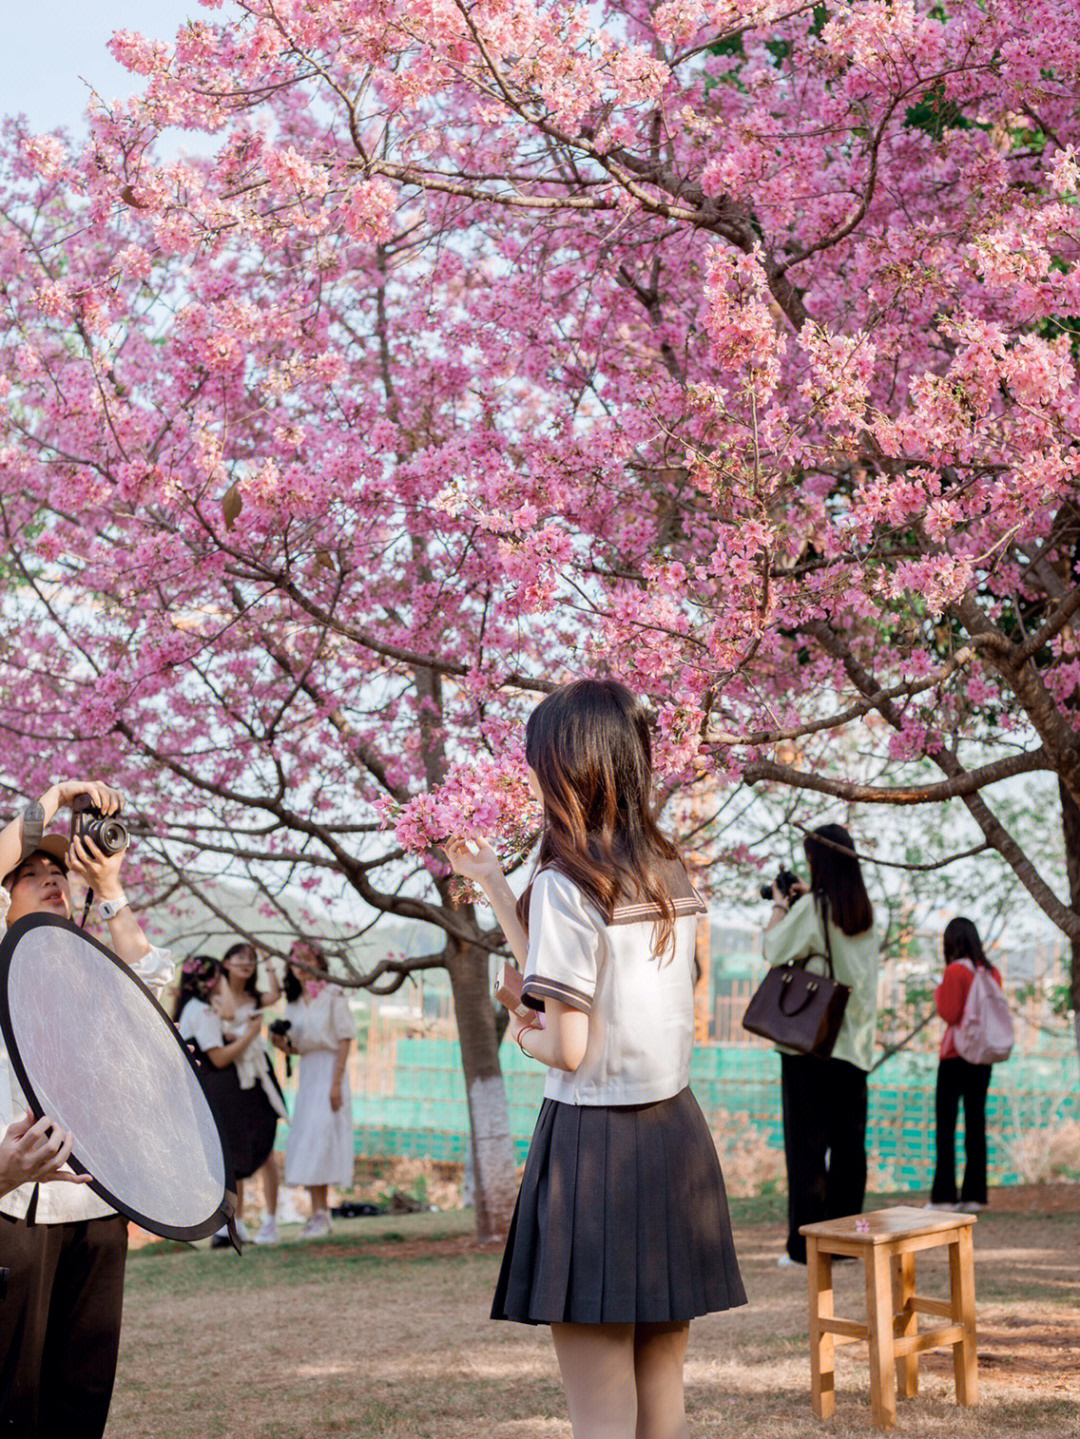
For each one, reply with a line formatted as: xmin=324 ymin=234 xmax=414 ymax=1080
xmin=610 ymin=894 xmax=707 ymax=925
xmin=521 ymin=977 xmax=593 ymax=1014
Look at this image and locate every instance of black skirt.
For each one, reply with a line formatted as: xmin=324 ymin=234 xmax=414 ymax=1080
xmin=193 ymin=1051 xmax=282 ymax=1182
xmin=492 ymin=1087 xmax=746 ymax=1325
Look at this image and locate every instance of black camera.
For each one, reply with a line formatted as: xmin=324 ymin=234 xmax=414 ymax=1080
xmin=268 ymin=1018 xmax=293 ymax=1075
xmin=70 ymin=795 xmax=129 ymax=856
xmin=760 ymin=868 xmax=800 ymax=902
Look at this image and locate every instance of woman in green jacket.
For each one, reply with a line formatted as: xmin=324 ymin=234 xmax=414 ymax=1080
xmin=762 ymin=824 xmax=878 ymax=1265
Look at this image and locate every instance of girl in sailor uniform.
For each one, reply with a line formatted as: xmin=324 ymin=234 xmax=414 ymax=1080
xmin=447 ymin=679 xmax=745 ymax=1439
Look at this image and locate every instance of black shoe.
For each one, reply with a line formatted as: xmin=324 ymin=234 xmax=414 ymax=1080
xmin=210 ymin=1233 xmax=232 ymax=1249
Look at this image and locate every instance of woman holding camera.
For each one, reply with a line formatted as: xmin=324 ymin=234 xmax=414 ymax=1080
xmin=447 ymin=680 xmax=745 ymax=1439
xmin=762 ymin=824 xmax=878 ymax=1266
xmin=271 ymin=941 xmax=354 ymax=1239
xmin=930 ymin=917 xmax=1002 ymax=1212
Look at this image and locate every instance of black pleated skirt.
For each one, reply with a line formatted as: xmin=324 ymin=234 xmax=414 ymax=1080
xmin=194 ymin=1052 xmax=281 ymax=1181
xmin=492 ymin=1087 xmax=747 ymax=1325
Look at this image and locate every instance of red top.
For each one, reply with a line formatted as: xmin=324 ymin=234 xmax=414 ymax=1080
xmin=936 ymin=959 xmax=1003 ymax=1060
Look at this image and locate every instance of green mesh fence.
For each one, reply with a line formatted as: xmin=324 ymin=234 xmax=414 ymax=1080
xmin=345 ymin=1037 xmax=1078 ymax=1188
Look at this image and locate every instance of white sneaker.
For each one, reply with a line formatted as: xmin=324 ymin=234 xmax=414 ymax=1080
xmin=957 ymin=1201 xmax=988 ymax=1213
xmin=254 ymin=1215 xmax=279 ymax=1245
xmin=923 ymin=1201 xmax=959 ymax=1211
xmin=777 ymin=1253 xmax=799 ymax=1268
xmin=235 ymin=1218 xmax=251 ymax=1242
xmin=298 ymin=1210 xmax=332 ymax=1240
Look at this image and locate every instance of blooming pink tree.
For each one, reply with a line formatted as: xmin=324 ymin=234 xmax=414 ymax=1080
xmin=3 ymin=0 xmax=1080 ymax=1229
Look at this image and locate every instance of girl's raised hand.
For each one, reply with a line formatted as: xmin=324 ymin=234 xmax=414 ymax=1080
xmin=443 ymin=836 xmax=501 ymax=883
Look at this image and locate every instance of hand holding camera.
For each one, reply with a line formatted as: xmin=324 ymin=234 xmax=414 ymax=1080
xmin=760 ymin=868 xmax=809 ymax=907
xmin=267 ymin=1017 xmax=293 ymax=1051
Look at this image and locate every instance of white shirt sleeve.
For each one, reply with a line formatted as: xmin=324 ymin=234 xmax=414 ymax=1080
xmin=521 ymin=870 xmax=602 ymax=1015
xmin=178 ymin=999 xmax=225 ymax=1052
xmin=330 ymin=990 xmax=354 ymax=1042
xmin=129 ymin=943 xmax=173 ymax=998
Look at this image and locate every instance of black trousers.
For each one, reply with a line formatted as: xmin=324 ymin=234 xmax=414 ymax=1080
xmin=0 ymin=1212 xmax=128 ymax=1438
xmin=780 ymin=1054 xmax=868 ymax=1264
xmin=931 ymin=1057 xmax=992 ymax=1206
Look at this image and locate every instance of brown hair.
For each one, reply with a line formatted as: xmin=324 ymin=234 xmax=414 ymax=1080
xmin=516 ymin=679 xmax=681 ymax=956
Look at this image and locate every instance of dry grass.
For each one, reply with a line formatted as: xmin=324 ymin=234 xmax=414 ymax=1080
xmin=106 ymin=1196 xmax=1080 ymax=1439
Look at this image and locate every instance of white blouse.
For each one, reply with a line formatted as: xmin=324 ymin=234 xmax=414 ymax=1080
xmin=521 ymin=866 xmax=706 ymax=1106
xmin=285 ymin=986 xmax=354 ymax=1054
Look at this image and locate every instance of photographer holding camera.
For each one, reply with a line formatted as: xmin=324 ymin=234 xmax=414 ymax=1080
xmin=761 ymin=823 xmax=878 ymax=1266
xmin=0 ymin=779 xmax=173 ymax=1439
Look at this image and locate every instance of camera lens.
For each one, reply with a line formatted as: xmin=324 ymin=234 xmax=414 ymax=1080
xmin=95 ymin=819 xmax=130 ymax=855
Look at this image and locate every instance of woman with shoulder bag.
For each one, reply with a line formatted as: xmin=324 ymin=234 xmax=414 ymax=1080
xmin=929 ymin=917 xmax=1002 ymax=1213
xmin=447 ymin=679 xmax=745 ymax=1439
xmin=761 ymin=824 xmax=878 ymax=1265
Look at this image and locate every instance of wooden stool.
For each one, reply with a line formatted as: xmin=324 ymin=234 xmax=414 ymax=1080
xmin=800 ymin=1206 xmax=977 ymax=1431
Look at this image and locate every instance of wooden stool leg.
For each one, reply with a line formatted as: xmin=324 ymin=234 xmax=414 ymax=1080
xmin=949 ymin=1227 xmax=978 ymax=1407
xmin=807 ymin=1238 xmax=836 ymax=1420
xmin=893 ymin=1251 xmax=918 ymax=1398
xmin=866 ymin=1247 xmax=897 ymax=1431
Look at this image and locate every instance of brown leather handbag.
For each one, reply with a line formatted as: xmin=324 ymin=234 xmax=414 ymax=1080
xmin=742 ymin=900 xmax=850 ymax=1057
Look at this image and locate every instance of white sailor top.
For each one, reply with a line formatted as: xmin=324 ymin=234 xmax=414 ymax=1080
xmin=521 ymin=864 xmax=707 ymax=1107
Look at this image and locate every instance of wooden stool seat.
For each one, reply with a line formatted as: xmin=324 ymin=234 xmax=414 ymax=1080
xmin=801 ymin=1206 xmax=977 ymax=1431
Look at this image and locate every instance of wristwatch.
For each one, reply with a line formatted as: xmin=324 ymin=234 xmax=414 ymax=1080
xmin=98 ymin=895 xmax=129 ymax=921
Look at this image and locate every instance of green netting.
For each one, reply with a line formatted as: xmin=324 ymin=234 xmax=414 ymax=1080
xmin=346 ymin=1038 xmax=1079 ymax=1186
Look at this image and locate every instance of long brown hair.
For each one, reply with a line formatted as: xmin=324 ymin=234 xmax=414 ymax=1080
xmin=516 ymin=679 xmax=681 ymax=954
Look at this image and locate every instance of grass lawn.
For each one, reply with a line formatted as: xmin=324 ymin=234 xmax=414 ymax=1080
xmin=107 ymin=1191 xmax=1080 ymax=1438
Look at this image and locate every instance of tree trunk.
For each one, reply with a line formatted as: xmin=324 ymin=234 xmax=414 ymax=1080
xmin=1057 ymin=779 xmax=1080 ymax=1058
xmin=445 ymin=934 xmax=518 ymax=1241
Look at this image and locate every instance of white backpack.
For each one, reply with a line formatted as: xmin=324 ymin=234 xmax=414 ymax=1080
xmin=954 ymin=960 xmax=1014 ymax=1065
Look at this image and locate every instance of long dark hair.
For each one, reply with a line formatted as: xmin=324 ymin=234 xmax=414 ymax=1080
xmin=172 ymin=954 xmax=222 ymax=1021
xmin=943 ymin=916 xmax=988 ymax=968
xmin=284 ymin=941 xmax=324 ymax=1001
xmin=516 ymin=679 xmax=681 ymax=953
xmin=223 ymin=940 xmax=263 ymax=1004
xmin=804 ymin=824 xmax=873 ymax=937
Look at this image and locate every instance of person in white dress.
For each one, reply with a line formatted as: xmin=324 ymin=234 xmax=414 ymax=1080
xmin=271 ymin=941 xmax=354 ymax=1239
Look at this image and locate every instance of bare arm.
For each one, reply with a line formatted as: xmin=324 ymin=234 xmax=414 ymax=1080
xmin=260 ymin=960 xmax=283 ymax=1008
xmin=204 ymin=1014 xmax=263 ymax=1069
xmin=511 ymin=1000 xmax=588 ymax=1073
xmin=329 ymin=1038 xmax=351 ymax=1111
xmin=444 ymin=838 xmax=528 ymax=966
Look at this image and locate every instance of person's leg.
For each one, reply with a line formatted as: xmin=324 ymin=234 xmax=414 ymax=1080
xmin=235 ymin=1178 xmax=245 ymax=1221
xmin=262 ymin=1156 xmax=279 ymax=1217
xmin=0 ymin=1215 xmax=61 ymax=1434
xmin=633 ymin=1321 xmax=690 ymax=1439
xmin=930 ymin=1060 xmax=962 ymax=1205
xmin=308 ymin=1184 xmax=328 ymax=1215
xmin=959 ymin=1063 xmax=992 ymax=1206
xmin=780 ymin=1054 xmax=828 ymax=1262
xmin=551 ymin=1323 xmax=637 ymax=1439
xmin=823 ymin=1061 xmax=868 ymax=1220
xmin=38 ymin=1216 xmax=128 ymax=1439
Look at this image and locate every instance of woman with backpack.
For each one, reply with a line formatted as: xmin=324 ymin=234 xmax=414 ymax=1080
xmin=930 ymin=917 xmax=1008 ymax=1213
